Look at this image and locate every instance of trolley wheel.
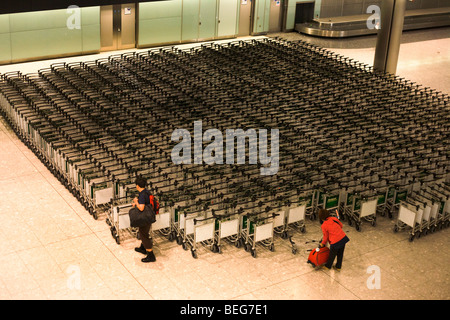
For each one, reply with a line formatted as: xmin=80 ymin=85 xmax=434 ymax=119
xmin=245 ymin=243 xmax=251 ymax=252
xmin=217 ymin=245 xmax=222 ymax=254
xmin=269 ymin=244 xmax=275 ymax=252
xmin=176 ymin=236 xmax=183 ymax=245
xmin=89 ymin=207 xmax=97 ymax=220
xmin=168 ymin=231 xmax=175 ymax=242
xmin=355 ymin=223 xmax=361 ymax=232
xmin=408 ymin=234 xmax=415 ymax=242
xmin=212 ymin=244 xmax=219 ymax=253
xmin=281 ymin=231 xmax=288 ymax=239
xmin=182 ymin=242 xmax=188 ymax=251
xmin=348 ymin=219 xmax=353 ymax=227
xmin=393 ymin=225 xmax=399 ymax=233
xmin=416 ymin=231 xmax=421 ymax=239
xmin=292 ymin=247 xmax=298 ymax=255
xmin=371 ymin=220 xmax=376 ymax=227
xmin=111 ymin=229 xmax=119 ymax=244
xmin=251 ymin=249 xmax=257 ymax=258
xmin=191 ymin=250 xmax=197 ymax=259
xmin=235 ymin=239 xmax=242 ymax=248
xmin=300 ymin=225 xmax=306 ymax=233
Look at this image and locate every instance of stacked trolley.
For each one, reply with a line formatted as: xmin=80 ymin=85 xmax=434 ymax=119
xmin=395 ymin=181 xmax=450 ymax=241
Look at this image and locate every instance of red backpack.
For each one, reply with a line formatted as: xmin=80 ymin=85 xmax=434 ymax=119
xmin=149 ymin=195 xmax=160 ymax=215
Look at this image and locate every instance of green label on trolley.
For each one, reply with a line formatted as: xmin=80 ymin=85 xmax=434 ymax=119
xmin=242 ymin=216 xmax=255 ymax=234
xmin=388 ymin=187 xmax=395 ymax=198
xmin=347 ymin=194 xmax=354 ymax=206
xmin=299 ymin=195 xmax=312 ymax=207
xmin=242 ymin=215 xmax=248 ymax=229
xmin=325 ymin=195 xmax=339 ymax=209
xmin=318 ymin=191 xmax=323 ymax=204
xmin=395 ymin=191 xmax=407 ymax=204
xmin=215 ymin=219 xmax=220 ymax=231
xmin=354 ymin=198 xmax=361 ymax=211
xmin=377 ymin=193 xmax=386 ymax=205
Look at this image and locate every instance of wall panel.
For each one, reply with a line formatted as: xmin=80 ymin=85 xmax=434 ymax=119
xmin=0 ymin=6 xmax=100 ymax=64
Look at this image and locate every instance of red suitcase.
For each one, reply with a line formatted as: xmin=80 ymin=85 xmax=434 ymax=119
xmin=307 ymin=247 xmax=330 ymax=267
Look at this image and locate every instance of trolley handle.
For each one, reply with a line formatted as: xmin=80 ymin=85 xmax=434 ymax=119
xmin=116 ymin=204 xmax=133 ymax=213
xmin=254 ymin=212 xmax=280 ymax=223
xmin=193 ymin=216 xmax=216 ymax=225
xmin=177 ymin=208 xmax=202 ymax=217
xmin=211 ymin=210 xmax=239 ymax=219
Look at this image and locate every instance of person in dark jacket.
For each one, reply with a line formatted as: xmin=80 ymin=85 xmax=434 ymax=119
xmin=132 ymin=177 xmax=156 ymax=263
xmin=318 ymin=208 xmax=349 ymax=271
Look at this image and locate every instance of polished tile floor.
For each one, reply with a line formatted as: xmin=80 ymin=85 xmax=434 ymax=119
xmin=0 ymin=30 xmax=449 ymax=300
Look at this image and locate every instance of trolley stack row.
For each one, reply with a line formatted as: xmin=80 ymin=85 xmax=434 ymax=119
xmin=0 ymin=38 xmax=448 ymax=257
xmin=395 ymin=181 xmax=450 ymax=241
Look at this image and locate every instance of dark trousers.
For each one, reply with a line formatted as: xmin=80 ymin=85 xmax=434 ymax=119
xmin=325 ymin=236 xmax=349 ymax=269
xmin=139 ymin=224 xmax=153 ymax=250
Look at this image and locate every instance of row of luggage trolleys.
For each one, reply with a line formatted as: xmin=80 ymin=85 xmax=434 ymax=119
xmin=395 ymin=181 xmax=450 ymax=241
xmin=107 ymin=192 xmax=309 ymax=259
xmin=105 ymin=181 xmax=420 ymax=258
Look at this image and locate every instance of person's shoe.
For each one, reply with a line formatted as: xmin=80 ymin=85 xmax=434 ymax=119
xmin=135 ymin=243 xmax=147 ymax=255
xmin=333 ymin=266 xmax=341 ymax=272
xmin=321 ymin=265 xmax=330 ymax=270
xmin=141 ymin=250 xmax=156 ymax=263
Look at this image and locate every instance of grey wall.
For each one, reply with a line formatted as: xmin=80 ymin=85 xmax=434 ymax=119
xmin=320 ymin=0 xmax=450 ymax=18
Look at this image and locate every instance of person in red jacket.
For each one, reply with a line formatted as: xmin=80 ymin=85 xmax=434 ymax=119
xmin=318 ymin=208 xmax=349 ymax=271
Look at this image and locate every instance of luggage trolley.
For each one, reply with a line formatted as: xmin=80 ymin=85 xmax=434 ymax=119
xmin=315 ymin=186 xmax=342 ymax=217
xmin=150 ymin=202 xmax=173 ymax=241
xmin=343 ymin=190 xmax=378 ymax=231
xmin=400 ymin=191 xmax=436 ymax=240
xmin=107 ymin=200 xmax=136 ymax=245
xmin=174 ymin=203 xmax=216 ymax=259
xmin=271 ymin=197 xmax=299 ymax=255
xmin=384 ymin=182 xmax=410 ymax=219
xmin=374 ymin=185 xmax=390 ymax=217
xmin=107 ymin=196 xmax=174 ymax=245
xmin=394 ymin=201 xmax=424 ymax=242
xmin=184 ymin=209 xmax=216 ymax=259
xmin=272 ymin=203 xmax=305 ymax=255
xmin=297 ymin=188 xmax=315 ymax=223
xmin=212 ymin=207 xmax=243 ymax=254
xmin=421 ymin=185 xmax=450 ymax=231
xmin=240 ymin=207 xmax=278 ymax=258
xmin=430 ymin=182 xmax=450 ymax=228
xmin=410 ymin=191 xmax=434 ymax=236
